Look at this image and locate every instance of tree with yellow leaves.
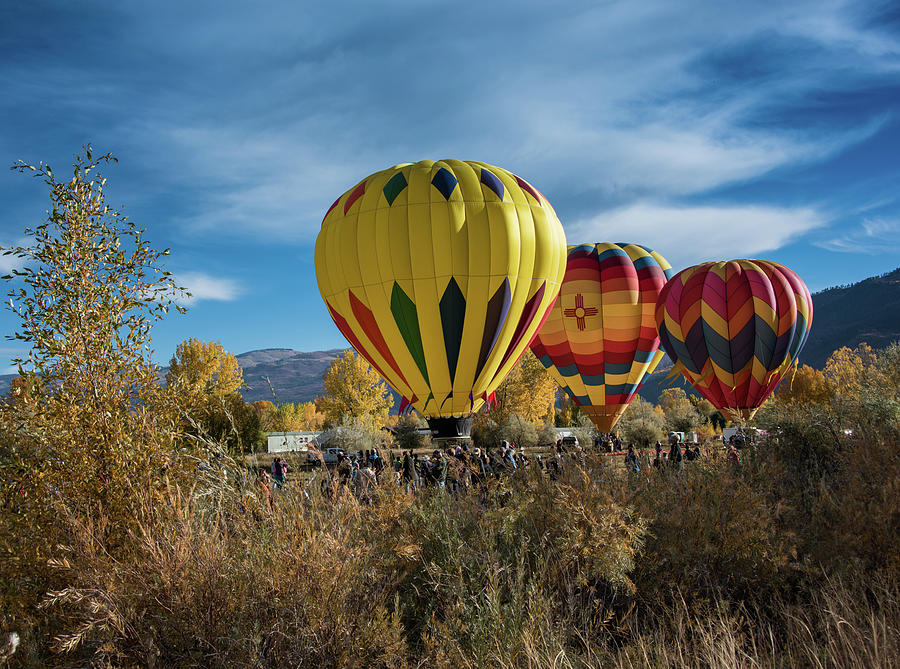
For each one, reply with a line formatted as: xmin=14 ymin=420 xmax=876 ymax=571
xmin=775 ymin=365 xmax=834 ymax=404
xmin=824 ymin=343 xmax=877 ymax=395
xmin=490 ymin=351 xmax=559 ymax=425
xmin=165 ymin=339 xmax=262 ymax=453
xmin=166 ymin=338 xmax=244 ymax=408
xmin=259 ymin=401 xmax=325 ymax=432
xmin=0 ymin=148 xmax=188 ymax=617
xmin=317 ymin=349 xmax=393 ymax=427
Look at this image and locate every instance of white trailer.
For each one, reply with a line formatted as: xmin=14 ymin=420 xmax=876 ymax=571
xmin=266 ymin=431 xmax=321 ymax=453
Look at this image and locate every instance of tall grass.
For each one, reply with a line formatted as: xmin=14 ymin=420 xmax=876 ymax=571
xmin=3 ymin=430 xmax=898 ymax=667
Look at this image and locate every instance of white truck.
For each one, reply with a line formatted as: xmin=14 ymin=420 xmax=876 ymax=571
xmin=306 ymin=447 xmax=346 ymax=465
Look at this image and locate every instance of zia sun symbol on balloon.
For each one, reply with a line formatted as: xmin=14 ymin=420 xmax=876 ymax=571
xmin=563 ymin=293 xmax=598 ymax=331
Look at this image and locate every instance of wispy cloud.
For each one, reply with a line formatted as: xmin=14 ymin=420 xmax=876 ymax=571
xmin=176 ymin=272 xmax=243 ymax=304
xmin=14 ymin=0 xmax=884 ymax=242
xmin=816 ymin=217 xmax=900 ymax=253
xmin=571 ymin=204 xmax=826 ymax=270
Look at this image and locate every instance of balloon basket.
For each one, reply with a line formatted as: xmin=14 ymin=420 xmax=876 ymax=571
xmin=427 ymin=416 xmax=473 ymax=440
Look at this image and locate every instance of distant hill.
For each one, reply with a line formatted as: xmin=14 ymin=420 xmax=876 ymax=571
xmin=236 ymin=348 xmax=345 ymax=403
xmin=799 ymin=267 xmax=900 ymax=369
xmin=0 ymin=268 xmax=896 ymax=405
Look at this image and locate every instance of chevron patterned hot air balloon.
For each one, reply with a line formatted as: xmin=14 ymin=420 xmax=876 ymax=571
xmin=654 ymin=259 xmax=813 ymax=422
xmin=315 ymin=160 xmax=567 ymax=438
xmin=530 ymin=243 xmax=673 ymax=433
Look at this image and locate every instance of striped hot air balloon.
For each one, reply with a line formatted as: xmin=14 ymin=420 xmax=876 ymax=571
xmin=530 ymin=243 xmax=673 ymax=433
xmin=654 ymin=259 xmax=813 ymax=421
xmin=315 ymin=160 xmax=567 ymax=438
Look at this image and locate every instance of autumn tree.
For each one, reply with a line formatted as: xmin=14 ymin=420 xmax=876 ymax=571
xmin=259 ymin=401 xmax=325 ymax=432
xmin=872 ymin=342 xmax=900 ymax=393
xmin=317 ymin=349 xmax=393 ymax=427
xmin=252 ymin=400 xmax=275 ymax=421
xmin=688 ymin=395 xmax=715 ymax=419
xmin=166 ymin=338 xmax=244 ymax=409
xmin=165 ymin=338 xmax=261 ymax=453
xmin=824 ymin=344 xmax=877 ymax=395
xmin=775 ymin=365 xmax=834 ymax=404
xmin=555 ymin=392 xmax=587 ymax=427
xmin=0 ymin=148 xmax=185 ymax=500
xmin=658 ymin=387 xmax=703 ymax=432
xmin=0 ymin=149 xmax=187 ymax=616
xmin=489 ymin=351 xmax=559 ymax=425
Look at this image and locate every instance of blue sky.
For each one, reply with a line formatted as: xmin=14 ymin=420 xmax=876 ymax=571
xmin=1 ymin=0 xmax=899 ymax=373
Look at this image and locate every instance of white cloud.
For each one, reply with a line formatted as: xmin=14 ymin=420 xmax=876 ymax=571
xmin=108 ymin=0 xmax=896 ymax=241
xmin=0 ymin=238 xmax=34 ymax=275
xmin=176 ymin=272 xmax=243 ymax=304
xmin=816 ymin=218 xmax=900 ymax=253
xmin=0 ymin=254 xmax=23 ymax=275
xmin=569 ymin=203 xmax=826 ymax=270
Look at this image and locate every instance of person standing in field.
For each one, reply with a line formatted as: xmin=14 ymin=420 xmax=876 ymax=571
xmin=625 ymin=445 xmax=640 ymax=474
xmin=668 ymin=439 xmax=683 ymax=471
xmin=271 ymin=457 xmax=287 ymax=487
xmin=727 ymin=444 xmax=740 ymax=468
xmin=432 ymin=449 xmax=448 ymax=490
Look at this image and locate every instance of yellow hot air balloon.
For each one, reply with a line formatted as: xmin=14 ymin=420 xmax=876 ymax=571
xmin=315 ymin=160 xmax=567 ymax=438
xmin=530 ymin=243 xmax=672 ymax=433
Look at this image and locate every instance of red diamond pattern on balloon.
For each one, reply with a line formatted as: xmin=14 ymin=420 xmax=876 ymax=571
xmin=563 ymin=293 xmax=598 ymax=331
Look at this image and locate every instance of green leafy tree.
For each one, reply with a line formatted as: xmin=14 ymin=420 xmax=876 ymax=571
xmin=618 ymin=396 xmax=665 ymax=446
xmin=659 ymin=388 xmax=703 ymax=432
xmin=393 ymin=414 xmax=429 ymax=452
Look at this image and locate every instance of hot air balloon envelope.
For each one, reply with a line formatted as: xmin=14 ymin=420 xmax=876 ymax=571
xmin=531 ymin=242 xmax=672 ymax=433
xmin=654 ymin=259 xmax=813 ymax=421
xmin=315 ymin=160 xmax=567 ymax=438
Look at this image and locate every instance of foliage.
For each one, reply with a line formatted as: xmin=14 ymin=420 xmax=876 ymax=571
xmin=555 ymin=392 xmax=587 ymax=427
xmin=165 ymin=338 xmax=243 ymax=404
xmin=658 ymin=387 xmax=704 ymax=432
xmin=0 ymin=148 xmax=189 ymax=629
xmin=472 ymin=412 xmax=542 ymax=449
xmin=775 ymin=364 xmax=834 ymax=404
xmin=319 ymin=415 xmax=386 ymax=453
xmin=166 ymin=338 xmax=260 ymax=454
xmin=489 ymin=351 xmax=558 ymax=424
xmin=823 ymin=342 xmax=877 ymax=394
xmin=392 ymin=414 xmax=429 ymax=452
xmin=617 ymin=396 xmax=665 ymax=446
xmin=197 ymin=392 xmax=264 ymax=455
xmin=258 ymin=401 xmax=325 ymax=432
xmin=318 ymin=349 xmax=393 ymax=426
xmin=470 ymin=414 xmax=500 ymax=448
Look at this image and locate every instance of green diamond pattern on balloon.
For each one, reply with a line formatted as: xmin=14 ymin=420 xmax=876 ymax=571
xmin=390 ymin=282 xmax=430 ymax=385
xmin=383 ymin=172 xmax=408 ymax=206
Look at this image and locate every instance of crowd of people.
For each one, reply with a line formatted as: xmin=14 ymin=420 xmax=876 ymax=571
xmin=256 ymin=435 xmax=742 ymax=506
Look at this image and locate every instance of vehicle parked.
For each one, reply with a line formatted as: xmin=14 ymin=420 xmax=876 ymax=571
xmin=307 ymin=447 xmax=346 ymax=464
